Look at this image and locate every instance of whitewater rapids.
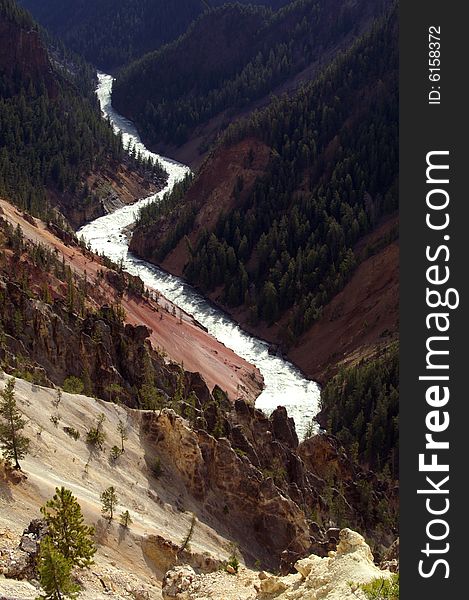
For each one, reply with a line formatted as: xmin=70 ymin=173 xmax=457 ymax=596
xmin=78 ymin=73 xmax=320 ymax=438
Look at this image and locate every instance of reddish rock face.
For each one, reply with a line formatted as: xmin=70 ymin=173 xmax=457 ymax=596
xmin=0 ymin=16 xmax=56 ymax=97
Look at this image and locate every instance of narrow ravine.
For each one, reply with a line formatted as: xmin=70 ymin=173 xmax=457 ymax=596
xmin=78 ymin=73 xmax=320 ymax=437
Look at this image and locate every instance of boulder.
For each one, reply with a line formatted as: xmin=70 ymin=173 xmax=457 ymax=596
xmin=162 ymin=565 xmax=196 ymax=599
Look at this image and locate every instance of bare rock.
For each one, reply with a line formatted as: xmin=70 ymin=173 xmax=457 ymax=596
xmin=259 ymin=574 xmax=288 ymax=594
xmin=162 ymin=565 xmax=196 ymax=599
xmin=0 ymin=578 xmax=38 ymax=599
xmin=142 ymin=410 xmax=310 ymax=568
xmin=271 ymin=406 xmax=299 ymax=449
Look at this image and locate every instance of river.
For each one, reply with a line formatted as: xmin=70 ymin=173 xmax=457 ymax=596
xmin=78 ymin=72 xmax=320 ymax=438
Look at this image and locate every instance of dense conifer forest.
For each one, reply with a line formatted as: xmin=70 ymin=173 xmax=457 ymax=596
xmin=112 ymin=0 xmax=385 ymax=148
xmin=0 ymin=0 xmax=165 ymax=222
xmin=133 ymin=9 xmax=398 ymax=339
xmin=319 ymin=345 xmax=399 ymax=477
xmin=0 ymin=2 xmax=400 ymax=589
xmin=19 ymin=0 xmax=291 ymax=70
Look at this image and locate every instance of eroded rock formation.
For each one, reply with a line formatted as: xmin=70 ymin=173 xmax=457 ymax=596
xmin=162 ymin=528 xmax=394 ymax=600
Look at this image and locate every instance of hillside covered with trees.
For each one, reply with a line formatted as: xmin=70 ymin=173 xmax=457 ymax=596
xmin=317 ymin=345 xmax=399 ymax=477
xmin=0 ymin=0 xmax=166 ymax=227
xmin=19 ymin=0 xmax=291 ymax=71
xmin=112 ymin=0 xmax=386 ymax=157
xmin=130 ymin=8 xmax=398 ymax=348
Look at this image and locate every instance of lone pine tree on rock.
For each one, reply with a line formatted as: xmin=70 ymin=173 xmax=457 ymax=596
xmin=117 ymin=419 xmax=128 ymax=452
xmin=41 ymin=487 xmax=96 ymax=569
xmin=101 ymin=486 xmax=119 ymax=520
xmin=37 ymin=536 xmax=80 ymax=600
xmin=0 ymin=377 xmax=30 ymax=470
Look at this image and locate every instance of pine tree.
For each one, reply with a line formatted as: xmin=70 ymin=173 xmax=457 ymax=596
xmin=0 ymin=377 xmax=30 ymax=470
xmin=179 ymin=514 xmax=196 ymax=552
xmin=40 ymin=487 xmax=96 ymax=568
xmin=117 ymin=419 xmax=128 ymax=453
xmin=101 ymin=486 xmax=118 ymax=520
xmin=37 ymin=537 xmax=80 ymax=600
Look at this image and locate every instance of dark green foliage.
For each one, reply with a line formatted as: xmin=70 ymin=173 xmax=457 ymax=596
xmin=100 ymin=486 xmax=118 ymax=520
xmin=0 ymin=0 xmax=33 ymax=26
xmin=0 ymin=377 xmax=30 ymax=469
xmin=19 ymin=0 xmax=289 ymax=70
xmin=37 ymin=537 xmax=80 ymax=600
xmin=62 ymin=377 xmax=84 ymax=395
xmin=40 ymin=486 xmax=96 ymax=569
xmin=320 ymin=345 xmax=399 ymax=476
xmin=113 ymin=0 xmax=384 ymax=147
xmin=136 ymin=174 xmax=195 ymax=261
xmin=110 ymin=445 xmax=123 ymax=461
xmin=86 ymin=414 xmax=106 ymax=451
xmin=361 ymin=574 xmax=399 ymax=600
xmin=0 ymin=2 xmax=164 ymax=222
xmin=63 ymin=426 xmax=80 ymax=441
xmin=140 ymin=9 xmax=397 ymax=335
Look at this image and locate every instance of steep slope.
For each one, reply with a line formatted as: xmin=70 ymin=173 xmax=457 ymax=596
xmin=288 ymin=215 xmax=398 ymax=383
xmin=19 ymin=0 xmax=291 ymax=71
xmin=0 ymin=380 xmax=396 ymax=598
xmin=0 ymin=198 xmax=262 ymax=404
xmin=130 ymin=9 xmax=398 ymax=379
xmin=0 ymin=0 xmax=166 ymax=228
xmin=0 ymin=379 xmax=239 ymax=599
xmin=113 ymin=0 xmax=388 ymax=165
xmin=0 ymin=197 xmax=398 ymax=563
xmin=162 ymin=529 xmax=395 ymax=600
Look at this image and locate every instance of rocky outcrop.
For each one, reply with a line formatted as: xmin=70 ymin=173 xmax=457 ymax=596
xmin=217 ymin=401 xmax=397 ymax=566
xmin=257 ymin=528 xmax=393 ymax=600
xmin=58 ymin=161 xmax=165 ymax=230
xmin=0 ymin=519 xmax=47 ymax=581
xmin=141 ymin=410 xmax=311 ymax=568
xmin=161 ymin=528 xmax=394 ymax=600
xmin=0 ymin=277 xmax=160 ymax=402
xmin=0 ymin=222 xmax=214 ymax=407
xmin=142 ymin=535 xmax=223 ymax=580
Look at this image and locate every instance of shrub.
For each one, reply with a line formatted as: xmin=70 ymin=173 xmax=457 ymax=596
xmin=361 ymin=574 xmax=399 ymax=600
xmin=226 ymin=553 xmax=240 ymax=574
xmin=86 ymin=427 xmax=105 ymax=450
xmin=120 ymin=510 xmax=133 ymax=528
xmin=63 ymin=427 xmax=80 ymax=441
xmin=63 ymin=377 xmax=84 ymax=395
xmin=110 ymin=445 xmax=123 ymax=461
xmin=86 ymin=414 xmax=106 ymax=450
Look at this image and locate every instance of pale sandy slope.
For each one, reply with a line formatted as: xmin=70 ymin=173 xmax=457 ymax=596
xmin=0 ymin=377 xmax=236 ymax=599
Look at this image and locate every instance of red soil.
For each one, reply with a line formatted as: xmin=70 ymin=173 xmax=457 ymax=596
xmin=0 ymin=199 xmax=263 ymax=403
